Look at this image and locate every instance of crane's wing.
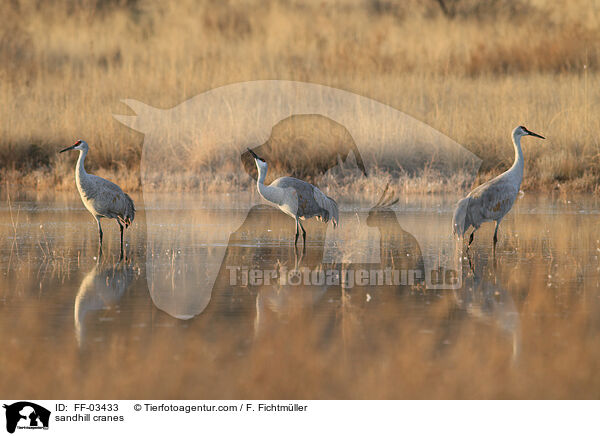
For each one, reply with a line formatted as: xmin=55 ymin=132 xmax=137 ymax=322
xmin=87 ymin=175 xmax=136 ymax=225
xmin=467 ymin=177 xmax=519 ymax=223
xmin=272 ymin=177 xmax=338 ymax=226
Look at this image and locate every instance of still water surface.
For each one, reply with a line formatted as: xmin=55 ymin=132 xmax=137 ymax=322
xmin=1 ymin=191 xmax=600 ymax=398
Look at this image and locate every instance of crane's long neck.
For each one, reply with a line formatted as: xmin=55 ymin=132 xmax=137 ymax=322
xmin=508 ymin=132 xmax=524 ymax=182
xmin=256 ymin=163 xmax=284 ymax=205
xmin=75 ymin=148 xmax=88 ymax=186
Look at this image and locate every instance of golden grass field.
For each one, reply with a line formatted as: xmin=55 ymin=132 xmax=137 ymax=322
xmin=1 ymin=0 xmax=600 ymax=193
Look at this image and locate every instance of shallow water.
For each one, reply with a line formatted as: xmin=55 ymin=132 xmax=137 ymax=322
xmin=1 ymin=191 xmax=600 ymax=398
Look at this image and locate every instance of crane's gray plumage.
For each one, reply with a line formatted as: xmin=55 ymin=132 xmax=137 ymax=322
xmin=247 ymin=148 xmax=338 ymax=251
xmin=60 ymin=140 xmax=135 ymax=259
xmin=452 ymin=126 xmax=544 ymax=253
xmin=270 ymin=177 xmax=339 ymax=225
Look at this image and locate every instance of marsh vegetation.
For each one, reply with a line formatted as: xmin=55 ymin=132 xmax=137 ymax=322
xmin=1 ymin=0 xmax=599 ymax=193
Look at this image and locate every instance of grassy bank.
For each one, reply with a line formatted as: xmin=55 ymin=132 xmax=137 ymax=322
xmin=1 ymin=0 xmax=600 ymax=193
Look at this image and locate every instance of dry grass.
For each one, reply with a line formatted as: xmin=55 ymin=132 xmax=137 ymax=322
xmin=1 ymin=0 xmax=600 ymax=192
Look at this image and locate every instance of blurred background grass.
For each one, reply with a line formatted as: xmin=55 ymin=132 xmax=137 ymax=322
xmin=1 ymin=0 xmax=599 ymax=192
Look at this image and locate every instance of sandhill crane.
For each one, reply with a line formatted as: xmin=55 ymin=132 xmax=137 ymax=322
xmin=60 ymin=140 xmax=135 ymax=259
xmin=247 ymin=148 xmax=338 ymax=252
xmin=452 ymin=126 xmax=544 ymax=253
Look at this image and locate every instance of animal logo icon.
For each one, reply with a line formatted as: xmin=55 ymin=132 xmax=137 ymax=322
xmin=3 ymin=402 xmax=50 ymax=434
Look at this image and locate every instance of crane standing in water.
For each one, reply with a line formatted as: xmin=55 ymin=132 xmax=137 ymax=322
xmin=247 ymin=148 xmax=338 ymax=252
xmin=452 ymin=126 xmax=544 ymax=254
xmin=60 ymin=140 xmax=135 ymax=259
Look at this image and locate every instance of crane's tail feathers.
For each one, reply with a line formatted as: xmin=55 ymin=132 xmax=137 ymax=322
xmin=119 ymin=193 xmax=136 ymax=228
xmin=313 ymin=188 xmax=339 ymax=228
xmin=324 ymin=196 xmax=339 ymax=228
xmin=452 ymin=197 xmax=469 ymax=238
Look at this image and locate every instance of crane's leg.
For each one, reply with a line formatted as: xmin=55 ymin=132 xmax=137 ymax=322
xmin=493 ymin=220 xmax=500 ymax=257
xmin=294 ymin=217 xmax=300 ymax=248
xmin=293 ymin=243 xmax=304 ymax=270
xmin=298 ymin=220 xmax=307 ymax=254
xmin=95 ymin=216 xmax=103 ymax=257
xmin=466 ymin=230 xmax=475 ymax=254
xmin=118 ymin=221 xmax=125 ymax=261
xmin=465 ymin=229 xmax=475 ymax=272
xmin=467 ymin=251 xmax=474 ymax=273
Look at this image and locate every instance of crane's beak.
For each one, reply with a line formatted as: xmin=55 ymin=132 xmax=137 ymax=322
xmin=60 ymin=144 xmax=77 ymax=153
xmin=247 ymin=147 xmax=259 ymax=159
xmin=246 ymin=147 xmax=265 ymax=162
xmin=526 ymin=129 xmax=545 ymax=139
